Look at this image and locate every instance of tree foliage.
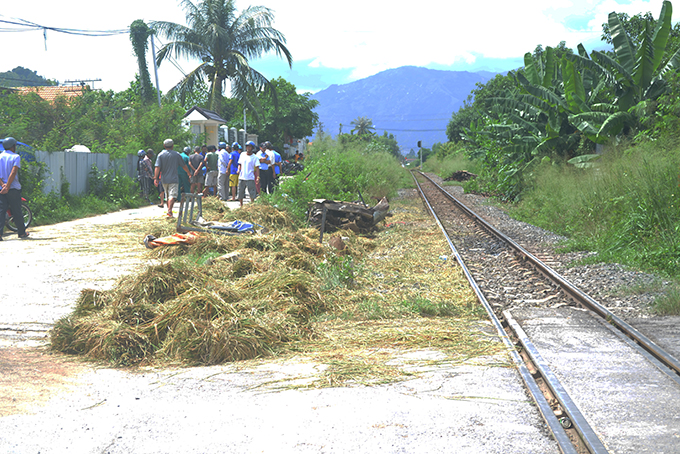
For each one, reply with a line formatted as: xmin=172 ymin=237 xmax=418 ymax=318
xmin=446 ymin=1 xmax=680 ymax=200
xmin=247 ymin=77 xmax=319 ymax=150
xmin=0 ymin=67 xmax=57 ymax=88
xmin=152 ymin=0 xmax=292 ymax=118
xmin=129 ymin=20 xmax=155 ymax=104
xmin=0 ymin=80 xmax=192 ymax=157
xmin=350 ymin=116 xmax=376 ymax=136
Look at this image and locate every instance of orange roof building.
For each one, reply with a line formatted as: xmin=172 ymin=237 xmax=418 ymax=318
xmin=15 ymin=85 xmax=87 ymax=102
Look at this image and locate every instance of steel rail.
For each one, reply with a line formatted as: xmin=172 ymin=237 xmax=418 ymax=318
xmin=410 ymin=172 xmax=580 ymax=454
xmin=418 ymin=171 xmax=680 ymax=378
xmin=504 ymin=310 xmax=609 ymax=453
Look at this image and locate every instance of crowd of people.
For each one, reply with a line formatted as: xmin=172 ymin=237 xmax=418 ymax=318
xmin=137 ymin=138 xmax=288 ymax=214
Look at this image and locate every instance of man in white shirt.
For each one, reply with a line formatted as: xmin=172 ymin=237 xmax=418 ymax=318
xmin=237 ymin=141 xmax=260 ymax=207
xmin=217 ymin=142 xmax=230 ymax=201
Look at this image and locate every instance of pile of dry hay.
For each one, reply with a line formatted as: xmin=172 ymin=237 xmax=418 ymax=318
xmin=51 ymin=195 xmax=499 ymax=373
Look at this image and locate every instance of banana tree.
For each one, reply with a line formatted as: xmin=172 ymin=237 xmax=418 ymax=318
xmin=566 ymin=0 xmax=680 ymax=142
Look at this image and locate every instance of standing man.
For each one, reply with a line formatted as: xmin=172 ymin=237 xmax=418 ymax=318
xmin=0 ymin=137 xmax=28 ymax=239
xmin=178 ymin=146 xmax=192 ymax=199
xmin=203 ymin=145 xmax=219 ymax=197
xmin=217 ymin=141 xmax=230 ymax=201
xmin=267 ymin=141 xmax=282 ymax=191
xmin=139 ymin=150 xmax=154 ymax=203
xmin=154 ymin=139 xmax=191 ymax=217
xmin=237 ymin=141 xmax=260 ymax=207
xmin=227 ymin=142 xmax=241 ymax=201
xmin=189 ymin=146 xmax=204 ymax=194
xmin=257 ymin=142 xmax=275 ymax=195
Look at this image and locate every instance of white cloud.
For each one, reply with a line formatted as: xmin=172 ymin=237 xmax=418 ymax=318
xmin=269 ymin=0 xmax=676 ymax=77
xmin=0 ymin=0 xmax=676 ymax=92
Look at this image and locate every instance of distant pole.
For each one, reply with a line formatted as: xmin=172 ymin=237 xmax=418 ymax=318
xmin=150 ymin=33 xmax=162 ymax=107
xmin=418 ymin=140 xmax=422 ymax=168
xmin=243 ymin=107 xmax=247 ymax=138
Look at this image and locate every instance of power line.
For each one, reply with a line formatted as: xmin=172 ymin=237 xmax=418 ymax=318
xmin=0 ymin=17 xmax=128 ymax=37
xmin=0 ymin=74 xmax=56 ymax=87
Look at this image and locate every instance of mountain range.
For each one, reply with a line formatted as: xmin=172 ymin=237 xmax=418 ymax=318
xmin=311 ymin=66 xmax=499 ymax=152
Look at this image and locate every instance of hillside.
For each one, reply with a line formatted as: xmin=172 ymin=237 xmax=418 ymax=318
xmin=311 ymin=66 xmax=498 ymax=152
xmin=0 ymin=66 xmax=56 ymax=88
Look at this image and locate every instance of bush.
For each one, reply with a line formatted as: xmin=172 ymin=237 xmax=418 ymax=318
xmin=423 ymin=152 xmax=481 ymax=180
xmin=87 ymin=165 xmax=140 ymax=208
xmin=265 ymin=136 xmax=412 ymax=222
xmin=512 ymin=143 xmax=680 ymax=275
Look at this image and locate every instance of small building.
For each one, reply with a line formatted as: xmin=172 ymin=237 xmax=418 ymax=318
xmin=15 ymin=85 xmax=88 ymax=103
xmin=183 ymin=106 xmax=228 ymax=147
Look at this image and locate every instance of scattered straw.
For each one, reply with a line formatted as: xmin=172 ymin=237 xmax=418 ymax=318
xmin=51 ymin=194 xmax=506 ymax=384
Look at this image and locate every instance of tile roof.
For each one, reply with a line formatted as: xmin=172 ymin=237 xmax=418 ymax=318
xmin=15 ymin=85 xmax=87 ymax=102
xmin=184 ymin=105 xmax=227 ymax=123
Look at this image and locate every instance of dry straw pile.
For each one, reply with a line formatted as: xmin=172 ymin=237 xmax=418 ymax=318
xmin=51 ymin=194 xmax=501 ymax=381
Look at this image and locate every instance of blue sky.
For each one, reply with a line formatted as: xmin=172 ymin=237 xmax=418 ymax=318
xmin=0 ymin=0 xmax=676 ymax=94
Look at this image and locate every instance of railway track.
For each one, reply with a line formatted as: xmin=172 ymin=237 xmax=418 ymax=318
xmin=412 ymin=171 xmax=680 ymax=454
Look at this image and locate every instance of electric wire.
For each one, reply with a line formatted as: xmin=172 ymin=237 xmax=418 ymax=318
xmin=0 ymin=17 xmax=128 ymax=37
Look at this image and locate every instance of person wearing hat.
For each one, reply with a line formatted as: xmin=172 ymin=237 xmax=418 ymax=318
xmin=0 ymin=137 xmax=29 ymax=239
xmin=227 ymin=142 xmax=241 ymax=201
xmin=217 ymin=141 xmax=230 ymax=201
xmin=154 ymin=139 xmax=192 ymax=217
xmin=256 ymin=142 xmax=276 ymax=195
xmin=237 ymin=141 xmax=260 ymax=207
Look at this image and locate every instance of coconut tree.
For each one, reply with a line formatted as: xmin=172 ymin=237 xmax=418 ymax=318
xmin=129 ymin=19 xmax=155 ymax=104
xmin=350 ymin=116 xmax=376 ymax=136
xmin=151 ymin=0 xmax=292 ymax=115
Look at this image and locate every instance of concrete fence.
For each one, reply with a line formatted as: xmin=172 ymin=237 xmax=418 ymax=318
xmin=34 ymin=151 xmax=138 ymax=195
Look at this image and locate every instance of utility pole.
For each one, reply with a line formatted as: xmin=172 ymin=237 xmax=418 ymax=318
xmin=149 ymin=32 xmax=162 ymax=107
xmin=418 ymin=140 xmax=422 ymax=168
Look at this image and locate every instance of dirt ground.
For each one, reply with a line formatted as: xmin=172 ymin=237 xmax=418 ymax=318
xmin=0 ymin=204 xmax=560 ymax=454
xmin=0 ymin=204 xmax=166 ymax=417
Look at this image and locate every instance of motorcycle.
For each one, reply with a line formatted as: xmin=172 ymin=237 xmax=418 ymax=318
xmin=4 ymin=197 xmax=32 ymax=232
xmin=282 ymin=160 xmax=304 ymax=175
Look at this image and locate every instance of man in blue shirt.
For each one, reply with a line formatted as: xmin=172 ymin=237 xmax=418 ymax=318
xmin=0 ymin=137 xmax=28 ymax=239
xmin=227 ymin=142 xmax=241 ymax=201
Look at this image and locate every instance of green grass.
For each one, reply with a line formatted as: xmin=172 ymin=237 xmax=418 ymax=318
xmin=423 ymin=153 xmax=481 ymax=180
xmin=512 ymin=143 xmax=680 ymax=279
xmin=653 ymin=285 xmax=680 ymax=315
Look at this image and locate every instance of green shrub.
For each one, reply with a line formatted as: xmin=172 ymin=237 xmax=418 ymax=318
xmin=423 ymin=151 xmax=481 ymax=180
xmin=87 ymin=165 xmax=140 ymax=208
xmin=513 ymin=144 xmax=680 ymax=276
xmin=265 ymin=136 xmax=411 ymax=222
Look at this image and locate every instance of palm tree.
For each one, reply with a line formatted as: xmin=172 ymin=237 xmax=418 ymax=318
xmin=152 ymin=0 xmax=292 ymax=114
xmin=129 ymin=20 xmax=155 ymax=103
xmin=350 ymin=116 xmax=376 ymax=136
